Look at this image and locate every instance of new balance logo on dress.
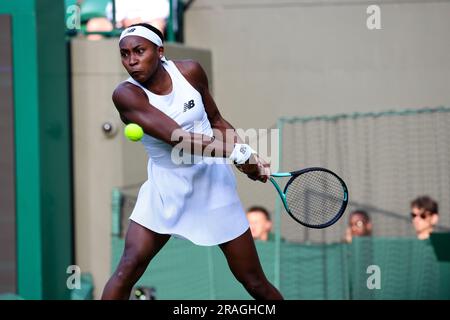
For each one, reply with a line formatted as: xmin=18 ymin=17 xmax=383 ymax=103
xmin=183 ymin=100 xmax=195 ymax=112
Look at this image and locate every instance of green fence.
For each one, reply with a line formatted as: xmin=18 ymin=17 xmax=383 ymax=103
xmin=111 ymin=231 xmax=450 ymax=300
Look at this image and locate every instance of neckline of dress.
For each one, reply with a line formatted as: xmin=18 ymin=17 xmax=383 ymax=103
xmin=144 ymin=62 xmax=175 ymax=98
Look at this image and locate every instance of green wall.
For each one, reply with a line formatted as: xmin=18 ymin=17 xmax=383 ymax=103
xmin=0 ymin=0 xmax=72 ymax=299
xmin=111 ymin=236 xmax=450 ymax=300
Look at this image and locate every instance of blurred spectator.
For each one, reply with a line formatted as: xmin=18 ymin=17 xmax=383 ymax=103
xmin=86 ymin=0 xmax=169 ymax=40
xmin=410 ymin=195 xmax=439 ymax=240
xmin=85 ymin=16 xmax=113 ymax=40
xmin=246 ymin=206 xmax=273 ymax=241
xmin=344 ymin=210 xmax=372 ymax=243
xmin=106 ymin=0 xmax=170 ymax=31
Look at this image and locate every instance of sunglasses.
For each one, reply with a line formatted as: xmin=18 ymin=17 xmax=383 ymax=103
xmin=410 ymin=212 xmax=430 ymax=219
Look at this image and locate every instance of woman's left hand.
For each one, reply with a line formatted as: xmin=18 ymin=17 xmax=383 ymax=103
xmin=235 ymin=154 xmax=271 ymax=183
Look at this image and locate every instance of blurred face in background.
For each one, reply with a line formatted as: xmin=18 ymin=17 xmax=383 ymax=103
xmin=411 ymin=206 xmax=439 ymax=240
xmin=349 ymin=213 xmax=372 ymax=237
xmin=247 ymin=210 xmax=272 ymax=241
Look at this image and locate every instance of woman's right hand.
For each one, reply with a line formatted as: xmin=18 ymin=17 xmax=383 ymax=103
xmin=235 ymin=154 xmax=271 ymax=183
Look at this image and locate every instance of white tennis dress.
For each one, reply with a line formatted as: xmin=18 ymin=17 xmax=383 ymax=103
xmin=127 ymin=60 xmax=249 ymax=246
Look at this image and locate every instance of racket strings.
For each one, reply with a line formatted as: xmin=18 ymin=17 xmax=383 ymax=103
xmin=285 ymin=170 xmax=345 ymax=227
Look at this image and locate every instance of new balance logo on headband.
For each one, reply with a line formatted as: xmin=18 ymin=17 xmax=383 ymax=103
xmin=183 ymin=100 xmax=195 ymax=112
xmin=126 ymin=28 xmax=136 ymax=34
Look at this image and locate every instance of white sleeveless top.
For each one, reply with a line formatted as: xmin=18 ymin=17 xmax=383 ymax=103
xmin=127 ymin=60 xmax=249 ymax=246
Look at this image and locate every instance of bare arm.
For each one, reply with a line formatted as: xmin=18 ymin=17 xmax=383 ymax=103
xmin=112 ymin=82 xmax=236 ymax=158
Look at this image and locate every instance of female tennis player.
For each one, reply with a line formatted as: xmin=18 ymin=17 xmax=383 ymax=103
xmin=101 ymin=23 xmax=283 ymax=300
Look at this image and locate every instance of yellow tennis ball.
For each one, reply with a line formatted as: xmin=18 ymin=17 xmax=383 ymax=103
xmin=124 ymin=123 xmax=144 ymax=141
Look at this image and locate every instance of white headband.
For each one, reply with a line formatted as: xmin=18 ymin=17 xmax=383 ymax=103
xmin=119 ymin=26 xmax=163 ymax=47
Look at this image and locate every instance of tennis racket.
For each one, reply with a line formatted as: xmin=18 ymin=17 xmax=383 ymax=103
xmin=269 ymin=167 xmax=348 ymax=228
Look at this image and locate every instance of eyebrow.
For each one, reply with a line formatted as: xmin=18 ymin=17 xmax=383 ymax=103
xmin=120 ymin=45 xmax=145 ymax=52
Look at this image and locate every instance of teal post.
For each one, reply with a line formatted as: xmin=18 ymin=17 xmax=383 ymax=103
xmin=274 ymin=118 xmax=284 ymax=289
xmin=0 ymin=0 xmax=73 ymax=299
xmin=37 ymin=0 xmax=73 ymax=300
xmin=111 ymin=188 xmax=122 ymax=236
xmin=167 ymin=0 xmax=176 ymax=42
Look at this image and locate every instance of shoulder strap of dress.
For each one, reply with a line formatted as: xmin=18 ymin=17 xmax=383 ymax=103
xmin=126 ymin=77 xmax=142 ymax=87
xmin=163 ymin=60 xmax=181 ymax=79
xmin=164 ymin=60 xmax=199 ymax=93
xmin=125 ymin=77 xmax=153 ymax=95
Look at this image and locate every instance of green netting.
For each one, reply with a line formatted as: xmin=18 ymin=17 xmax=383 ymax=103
xmin=70 ymin=273 xmax=94 ymax=300
xmin=111 ymin=232 xmax=450 ymax=299
xmin=349 ymin=237 xmax=449 ymax=300
xmin=111 ymin=236 xmax=253 ymax=300
xmin=279 ymin=242 xmax=349 ymax=299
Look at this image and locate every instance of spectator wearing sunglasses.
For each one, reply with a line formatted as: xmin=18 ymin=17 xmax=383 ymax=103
xmin=410 ymin=196 xmax=439 ymax=240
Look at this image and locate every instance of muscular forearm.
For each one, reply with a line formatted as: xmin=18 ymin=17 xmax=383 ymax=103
xmin=210 ymin=117 xmax=244 ymax=145
xmin=170 ymin=117 xmax=255 ymax=163
xmin=171 ymin=130 xmax=236 ymax=159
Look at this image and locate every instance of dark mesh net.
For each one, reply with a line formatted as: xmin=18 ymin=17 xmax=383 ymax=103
xmin=285 ymin=170 xmax=346 ymax=227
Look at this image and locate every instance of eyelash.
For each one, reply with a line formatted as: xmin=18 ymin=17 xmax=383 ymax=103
xmin=121 ymin=49 xmax=144 ymax=57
